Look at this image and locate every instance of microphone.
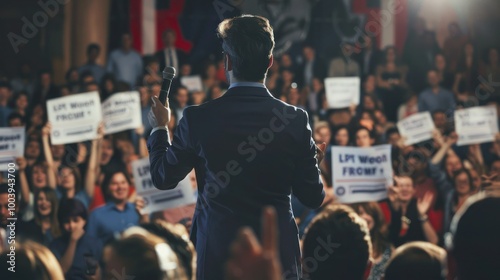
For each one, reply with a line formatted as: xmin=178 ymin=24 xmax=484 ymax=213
xmin=159 ymin=66 xmax=176 ymax=105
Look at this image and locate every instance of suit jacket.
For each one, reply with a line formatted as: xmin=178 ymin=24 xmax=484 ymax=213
xmin=147 ymin=85 xmax=325 ymax=280
xmin=155 ymin=48 xmax=188 ymax=72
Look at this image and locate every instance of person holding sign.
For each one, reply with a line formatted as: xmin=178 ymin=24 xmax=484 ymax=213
xmin=147 ymin=15 xmax=326 ymax=280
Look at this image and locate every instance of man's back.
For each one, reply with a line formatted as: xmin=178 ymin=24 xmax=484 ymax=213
xmin=148 ymin=85 xmax=324 ymax=279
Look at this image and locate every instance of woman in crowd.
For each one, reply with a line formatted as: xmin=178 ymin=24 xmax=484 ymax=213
xmin=354 ymin=126 xmax=376 ymax=148
xmin=332 ymin=125 xmax=350 ymax=147
xmin=480 ymin=47 xmax=500 ymax=83
xmin=453 ymin=42 xmax=479 ymax=97
xmin=443 ymin=169 xmax=474 ymax=234
xmin=434 ymin=53 xmax=455 ymax=90
xmin=12 ymin=91 xmax=28 ymax=118
xmin=86 ymin=170 xmax=148 ymax=245
xmin=350 ymin=201 xmax=393 ymax=280
xmin=387 ymin=176 xmax=439 ymax=246
xmin=18 ymin=187 xmax=61 ymax=245
xmin=99 ymin=73 xmax=117 ymax=101
xmin=49 ymin=199 xmax=103 ymax=280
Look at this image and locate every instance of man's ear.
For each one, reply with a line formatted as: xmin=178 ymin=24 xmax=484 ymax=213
xmin=225 ymin=53 xmax=233 ymax=71
xmin=268 ymin=55 xmax=274 ymax=69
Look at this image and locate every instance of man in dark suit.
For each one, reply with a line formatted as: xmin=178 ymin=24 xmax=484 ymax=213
xmin=297 ymin=45 xmax=327 ymax=89
xmin=155 ymin=28 xmax=188 ymax=72
xmin=354 ymin=36 xmax=381 ymax=77
xmin=148 ymin=15 xmax=326 ymax=280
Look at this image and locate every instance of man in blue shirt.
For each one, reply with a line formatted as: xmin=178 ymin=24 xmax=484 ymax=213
xmin=418 ymin=69 xmax=456 ymax=114
xmin=79 ymin=44 xmax=106 ymax=84
xmin=106 ymin=33 xmax=143 ymax=89
xmin=86 ymin=171 xmax=145 ymax=245
xmin=49 ymin=199 xmax=103 ymax=280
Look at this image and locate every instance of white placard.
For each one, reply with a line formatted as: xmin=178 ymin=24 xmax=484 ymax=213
xmin=0 ymin=127 xmax=25 ymax=158
xmin=0 ymin=127 xmax=25 ymax=171
xmin=332 ymin=145 xmax=392 ymax=203
xmin=397 ymin=112 xmax=435 ymax=145
xmin=132 ymin=158 xmax=196 ymax=214
xmin=455 ymin=106 xmax=499 ymax=146
xmin=180 ymin=75 xmax=203 ymax=92
xmin=324 ymin=77 xmax=360 ymax=108
xmin=102 ymin=92 xmax=142 ymax=134
xmin=46 ymin=92 xmax=102 ymax=145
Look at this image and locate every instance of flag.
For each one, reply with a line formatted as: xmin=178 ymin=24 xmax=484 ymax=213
xmin=129 ymin=0 xmax=193 ymax=55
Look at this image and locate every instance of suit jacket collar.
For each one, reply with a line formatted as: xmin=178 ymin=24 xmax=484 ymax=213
xmin=223 ymin=86 xmax=275 ymax=98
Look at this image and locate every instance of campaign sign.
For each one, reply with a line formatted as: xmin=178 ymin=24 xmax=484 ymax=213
xmin=332 ymin=145 xmax=392 ymax=203
xmin=46 ymin=92 xmax=102 ymax=144
xmin=324 ymin=77 xmax=360 ymax=108
xmin=455 ymin=106 xmax=498 ymax=146
xmin=102 ymin=92 xmax=142 ymax=134
xmin=397 ymin=112 xmax=435 ymax=145
xmin=132 ymin=158 xmax=196 ymax=214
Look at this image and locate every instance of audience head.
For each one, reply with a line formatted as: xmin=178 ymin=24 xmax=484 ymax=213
xmin=452 ymin=169 xmax=473 ymax=195
xmin=449 ymin=190 xmax=500 ymax=280
xmin=432 ymin=110 xmax=447 ymax=130
xmin=34 ymin=187 xmax=61 ymax=237
xmin=445 ymin=154 xmax=463 ymax=178
xmin=217 ymin=15 xmax=275 ymax=82
xmin=394 ymin=175 xmax=415 ymax=203
xmin=86 ymin=43 xmax=101 ymax=62
xmin=327 ymin=108 xmax=352 ymax=127
xmin=427 ymin=69 xmax=440 ymax=88
xmin=386 ymin=127 xmax=400 ymax=146
xmin=333 ymin=125 xmax=350 ymax=146
xmin=175 ymin=86 xmax=189 ymax=107
xmin=0 ymin=81 xmax=12 ymax=104
xmin=314 ymin=121 xmax=332 ymax=146
xmin=162 ymin=28 xmax=177 ymax=48
xmin=102 ymin=170 xmax=132 ymax=203
xmin=141 ymin=221 xmax=197 ymax=280
xmin=57 ymin=165 xmax=82 ymax=193
xmin=121 ymin=32 xmax=133 ymax=51
xmin=7 ymin=112 xmax=24 ymax=127
xmin=57 ymin=198 xmax=87 ymax=236
xmin=104 ymin=226 xmax=190 ymax=280
xmin=354 ymin=126 xmax=375 ymax=147
xmin=25 ymin=139 xmax=41 ymax=160
xmin=384 ymin=241 xmax=447 ymax=280
xmin=302 ymin=204 xmax=371 ymax=280
xmin=0 ymin=241 xmax=65 ymax=280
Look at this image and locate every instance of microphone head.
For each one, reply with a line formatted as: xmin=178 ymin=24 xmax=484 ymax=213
xmin=163 ymin=66 xmax=176 ymax=80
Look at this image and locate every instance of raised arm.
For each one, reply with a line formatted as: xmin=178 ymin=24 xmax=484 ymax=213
xmin=42 ymin=123 xmax=57 ymax=189
xmin=85 ymin=123 xmax=104 ymax=199
xmin=431 ymin=132 xmax=457 ymax=165
xmin=16 ymin=157 xmax=30 ymax=205
xmin=429 ymin=132 xmax=457 ymax=196
xmin=417 ymin=192 xmax=439 ymax=245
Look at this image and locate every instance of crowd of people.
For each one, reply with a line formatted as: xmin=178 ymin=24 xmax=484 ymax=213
xmin=0 ymin=15 xmax=500 ymax=280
